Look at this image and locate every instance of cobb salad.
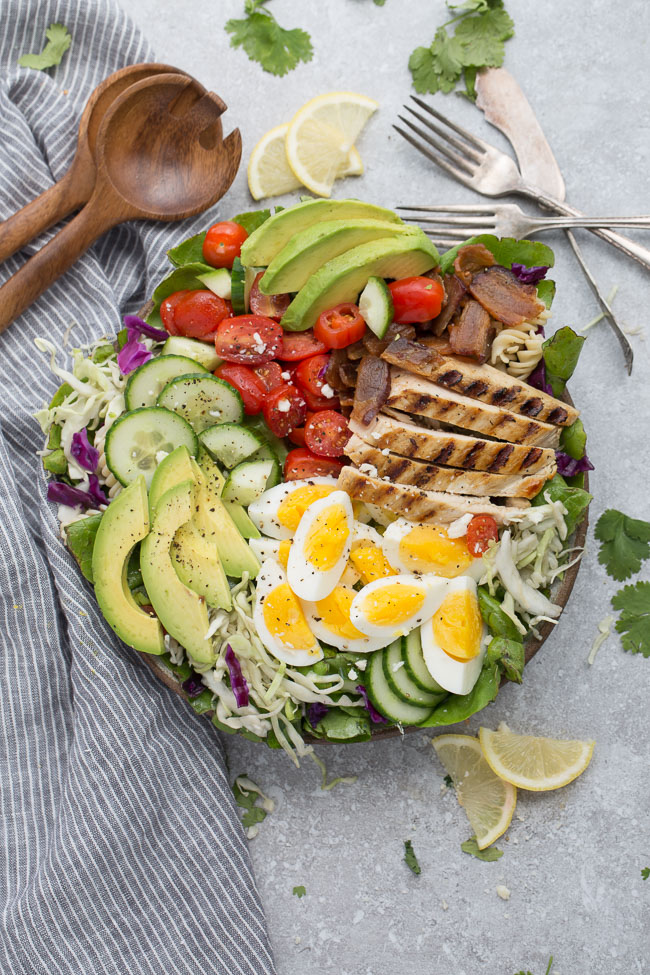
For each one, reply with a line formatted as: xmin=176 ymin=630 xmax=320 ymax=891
xmin=35 ymin=198 xmax=592 ymax=763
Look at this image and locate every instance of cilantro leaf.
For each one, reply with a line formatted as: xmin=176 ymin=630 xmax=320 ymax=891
xmin=292 ymin=885 xmax=306 ymax=897
xmin=596 ymin=509 xmax=650 ymax=582
xmin=373 ymin=0 xmax=387 ymax=5
xmin=225 ymin=3 xmax=312 ymax=77
xmin=19 ymin=23 xmax=72 ymax=71
xmin=232 ymin=775 xmax=274 ymax=831
xmin=611 ymin=581 xmax=650 ymax=657
xmin=461 ymin=836 xmax=504 ymax=860
xmin=642 ymin=867 xmax=649 ymax=880
xmin=404 ymin=839 xmax=421 ymax=875
xmin=454 ymin=8 xmax=514 ymax=67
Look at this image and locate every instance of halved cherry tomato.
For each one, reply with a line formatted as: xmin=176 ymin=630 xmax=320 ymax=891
xmin=466 ymin=515 xmax=499 ymax=556
xmin=284 ymin=448 xmax=344 ymax=481
xmin=215 ymin=363 xmax=266 ymax=415
xmin=262 ymin=384 xmax=307 ymax=438
xmin=388 ymin=276 xmax=445 ymax=324
xmin=248 ymin=272 xmax=291 ymax=320
xmin=293 ymin=354 xmax=340 ymax=411
xmin=214 ymin=315 xmax=283 ymax=366
xmin=314 ymin=303 xmax=366 ymax=349
xmin=202 ymin=221 xmax=248 ymax=269
xmin=288 ymin=411 xmax=316 ymax=447
xmin=254 ymin=361 xmax=285 ymax=393
xmin=304 ymin=410 xmax=350 ymax=458
xmin=161 ymin=289 xmax=231 ymax=340
xmin=278 ymin=330 xmax=328 ymax=361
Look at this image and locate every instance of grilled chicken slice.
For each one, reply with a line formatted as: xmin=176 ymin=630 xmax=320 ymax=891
xmin=349 ymin=413 xmax=555 ymax=475
xmin=386 ymin=369 xmax=560 ymax=447
xmin=338 ymin=467 xmax=529 ymax=525
xmin=382 ymin=338 xmax=577 ymax=426
xmin=345 ymin=435 xmax=555 ymax=498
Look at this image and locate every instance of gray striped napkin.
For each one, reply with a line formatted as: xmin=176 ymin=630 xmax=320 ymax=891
xmin=0 ymin=2 xmax=274 ymax=972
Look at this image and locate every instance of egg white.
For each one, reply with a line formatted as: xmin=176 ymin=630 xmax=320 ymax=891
xmin=287 ymin=490 xmax=353 ymax=601
xmin=301 ymin=586 xmax=387 ymax=654
xmin=420 ymin=576 xmax=487 ymax=695
xmin=252 ymin=559 xmax=323 ymax=667
xmin=382 ymin=518 xmax=483 ymax=579
xmin=350 ymin=573 xmax=448 ymax=640
xmin=247 ymin=476 xmax=339 ymax=540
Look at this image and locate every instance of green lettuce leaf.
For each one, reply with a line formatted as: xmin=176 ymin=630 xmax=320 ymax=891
xmin=167 ymin=232 xmax=208 ymax=268
xmin=542 ymin=326 xmax=585 ymax=397
xmin=486 ymin=636 xmax=524 ymax=683
xmin=439 ymin=235 xmax=555 ymax=275
xmin=419 ymin=662 xmax=499 ymax=727
xmin=233 ymin=209 xmax=272 ymax=235
xmin=536 ymin=278 xmax=556 ymax=310
xmin=308 ymin=708 xmax=372 ymax=742
xmin=560 ymin=418 xmax=587 ymax=461
xmin=531 ymin=473 xmax=592 ymax=536
xmin=478 ymin=588 xmax=522 ymax=641
xmin=65 ymin=514 xmax=103 ymax=582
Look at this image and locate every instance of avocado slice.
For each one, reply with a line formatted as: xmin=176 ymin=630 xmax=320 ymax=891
xmin=194 ymin=450 xmax=260 ymax=579
xmin=140 ymin=480 xmax=215 ymax=667
xmin=280 ymin=231 xmax=440 ymax=332
xmin=259 ymin=219 xmax=413 ymax=295
xmin=92 ymin=476 xmax=165 ymax=656
xmin=149 ymin=445 xmax=196 ymax=517
xmin=240 ymin=198 xmax=403 ymax=267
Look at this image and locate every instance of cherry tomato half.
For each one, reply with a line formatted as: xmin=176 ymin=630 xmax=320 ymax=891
xmin=214 ymin=315 xmax=283 ymax=366
xmin=466 ymin=515 xmax=499 ymax=556
xmin=248 ymin=272 xmax=291 ymax=320
xmin=288 ymin=411 xmax=316 ymax=447
xmin=254 ymin=361 xmax=285 ymax=393
xmin=388 ymin=276 xmax=445 ymax=324
xmin=278 ymin=330 xmax=328 ymax=361
xmin=202 ymin=221 xmax=248 ymax=269
xmin=215 ymin=363 xmax=266 ymax=415
xmin=161 ymin=289 xmax=231 ymax=340
xmin=304 ymin=410 xmax=350 ymax=458
xmin=262 ymin=384 xmax=307 ymax=438
xmin=284 ymin=448 xmax=345 ymax=481
xmin=314 ymin=303 xmax=366 ymax=350
xmin=293 ymin=354 xmax=340 ymax=411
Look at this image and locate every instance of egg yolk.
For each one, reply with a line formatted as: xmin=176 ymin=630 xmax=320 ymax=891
xmin=277 ymin=540 xmax=291 ymax=568
xmin=349 ymin=543 xmax=397 ymax=585
xmin=303 ymin=503 xmax=349 ymax=570
xmin=315 ymin=587 xmax=366 ymax=640
xmin=361 ymin=583 xmax=425 ymax=628
xmin=262 ymin=583 xmax=318 ymax=652
xmin=398 ymin=525 xmax=474 ymax=577
xmin=277 ymin=485 xmax=336 ymax=532
xmin=432 ymin=590 xmax=483 ymax=660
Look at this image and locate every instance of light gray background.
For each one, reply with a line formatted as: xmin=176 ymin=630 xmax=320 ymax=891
xmin=119 ymin=1 xmax=649 ymax=972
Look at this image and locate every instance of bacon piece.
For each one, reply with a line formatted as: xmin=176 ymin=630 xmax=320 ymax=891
xmin=350 ymin=355 xmax=391 ymax=427
xmin=427 ymin=274 xmax=467 ymax=335
xmin=469 ymin=265 xmax=545 ymax=327
xmin=448 ymin=299 xmax=495 ymax=363
xmin=454 ymin=243 xmax=496 ymax=286
xmin=362 ymin=321 xmax=416 ymax=356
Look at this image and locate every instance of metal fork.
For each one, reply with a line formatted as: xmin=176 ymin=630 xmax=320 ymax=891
xmin=395 ymin=96 xmax=650 ymax=274
xmin=397 ymin=203 xmax=650 ymax=248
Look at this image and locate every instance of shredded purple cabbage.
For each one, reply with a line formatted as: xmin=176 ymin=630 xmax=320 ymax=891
xmin=511 ymin=263 xmax=549 ymax=285
xmin=70 ymin=428 xmax=99 ymax=472
xmin=307 ymin=702 xmax=329 ymax=728
xmin=182 ymin=674 xmax=205 ymax=698
xmin=117 ymin=331 xmax=152 ymax=374
xmin=123 ymin=314 xmax=168 ymax=342
xmin=356 ymin=684 xmax=387 ymax=724
xmin=47 ymin=474 xmax=107 ymax=510
xmin=225 ymin=644 xmax=249 ymax=708
xmin=317 ymin=361 xmax=329 ymax=382
xmin=555 ymin=451 xmax=594 ymax=477
xmin=527 ymin=360 xmax=553 ymax=395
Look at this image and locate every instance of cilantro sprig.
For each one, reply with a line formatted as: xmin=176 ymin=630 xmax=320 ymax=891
xmin=642 ymin=867 xmax=649 ymax=880
xmin=18 ymin=23 xmax=72 ymax=71
xmin=409 ymin=0 xmax=514 ymax=100
xmin=596 ymin=509 xmax=650 ymax=582
xmin=292 ymin=885 xmax=306 ymax=898
xmin=461 ymin=836 xmax=503 ymax=861
xmin=403 ymin=839 xmax=421 ymax=875
xmin=611 ymin=581 xmax=650 ymax=658
xmin=225 ymin=0 xmax=313 ymax=77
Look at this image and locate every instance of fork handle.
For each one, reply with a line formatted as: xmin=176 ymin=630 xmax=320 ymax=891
xmin=520 ymin=185 xmax=650 ymax=272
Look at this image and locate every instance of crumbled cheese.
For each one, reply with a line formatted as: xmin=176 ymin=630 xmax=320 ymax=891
xmin=277 ymin=399 xmax=291 ymax=413
xmin=348 ymin=668 xmax=358 ymax=680
xmin=447 ymin=513 xmax=473 ymax=538
xmin=358 ymin=463 xmax=378 ymax=478
xmin=371 ymin=431 xmax=381 ymax=440
xmin=321 ymin=383 xmax=335 ymax=398
xmin=155 ymin=450 xmax=169 ymax=464
xmin=252 ymin=331 xmax=266 ymax=355
xmin=281 ymin=371 xmax=291 ymax=381
xmin=381 ymin=447 xmax=390 ymax=456
xmin=496 ymin=885 xmax=511 ymax=901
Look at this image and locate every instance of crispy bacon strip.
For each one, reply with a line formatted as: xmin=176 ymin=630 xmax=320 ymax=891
xmin=448 ymin=299 xmax=495 ymax=363
xmin=350 ymin=355 xmax=391 ymax=427
xmin=454 ymin=243 xmax=496 ymax=285
xmin=427 ymin=273 xmax=467 ymax=335
xmin=469 ymin=265 xmax=545 ymax=327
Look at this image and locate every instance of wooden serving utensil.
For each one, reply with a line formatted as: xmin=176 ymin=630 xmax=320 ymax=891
xmin=0 ymin=72 xmax=241 ymax=333
xmin=0 ymin=62 xmax=191 ymax=264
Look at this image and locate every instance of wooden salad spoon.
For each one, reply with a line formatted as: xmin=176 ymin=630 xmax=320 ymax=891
xmin=0 ymin=73 xmax=241 ymax=333
xmin=0 ymin=62 xmax=191 ymax=264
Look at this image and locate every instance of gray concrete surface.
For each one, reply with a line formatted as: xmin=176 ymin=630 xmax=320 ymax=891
xmin=119 ymin=1 xmax=650 ymax=971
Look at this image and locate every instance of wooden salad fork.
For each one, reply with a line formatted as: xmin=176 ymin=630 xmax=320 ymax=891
xmin=0 ymin=72 xmax=241 ymax=334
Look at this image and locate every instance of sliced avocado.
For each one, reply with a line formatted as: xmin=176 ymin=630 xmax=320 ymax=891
xmin=281 ymin=231 xmax=440 ymax=332
xmin=92 ymin=476 xmax=165 ymax=655
xmin=149 ymin=445 xmax=196 ymax=517
xmin=240 ymin=199 xmax=403 ymax=267
xmin=259 ymin=219 xmax=413 ymax=295
xmin=194 ymin=450 xmax=260 ymax=579
xmin=140 ymin=480 xmax=215 ymax=666
xmin=172 ymin=522 xmax=232 ymax=611
xmin=223 ymin=500 xmax=261 ymax=540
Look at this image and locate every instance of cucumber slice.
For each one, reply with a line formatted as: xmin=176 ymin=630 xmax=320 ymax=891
xmin=125 ymin=355 xmax=208 ymax=411
xmin=221 ymin=458 xmax=281 ymax=506
xmin=358 ymin=275 xmax=394 ymax=338
xmin=105 ymin=407 xmax=198 ymax=487
xmin=230 ymin=257 xmax=246 ymax=314
xmin=162 ymin=336 xmax=222 ymax=371
xmin=364 ymin=647 xmax=434 ymax=725
xmin=157 ymin=375 xmax=244 ymax=433
xmin=383 ymin=639 xmax=445 ymax=707
xmin=243 ymin=415 xmax=289 ymax=465
xmin=197 ymin=267 xmax=231 ymax=299
xmin=223 ymin=501 xmax=262 ymax=539
xmin=402 ymin=629 xmax=447 ymax=695
xmin=199 ymin=423 xmax=263 ymax=469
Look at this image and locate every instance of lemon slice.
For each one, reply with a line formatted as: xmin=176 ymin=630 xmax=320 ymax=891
xmin=433 ymin=734 xmax=516 ymax=849
xmin=285 ymin=91 xmax=378 ymax=197
xmin=479 ymin=723 xmax=595 ymax=792
xmin=248 ymin=124 xmax=364 ymax=201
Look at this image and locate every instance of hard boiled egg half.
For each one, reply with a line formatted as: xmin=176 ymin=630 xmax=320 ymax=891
xmin=348 ymin=522 xmax=397 ymax=585
xmin=247 ymin=477 xmax=339 ymax=540
xmin=287 ymin=490 xmax=354 ymax=600
xmin=350 ymin=573 xmax=447 ymax=641
xmin=253 ymin=559 xmax=323 ymax=667
xmin=382 ymin=518 xmax=485 ymax=582
xmin=420 ymin=576 xmax=486 ymax=695
xmin=302 ymin=585 xmax=386 ymax=653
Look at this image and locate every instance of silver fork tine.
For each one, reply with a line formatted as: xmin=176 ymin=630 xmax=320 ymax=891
xmin=392 ymin=124 xmax=476 ymax=190
xmin=410 ymin=95 xmax=491 ymax=153
xmin=402 ymin=215 xmax=496 ymax=228
xmin=405 ymin=103 xmax=484 ymax=164
xmin=396 ymin=116 xmax=475 ymax=177
xmin=403 ymin=106 xmax=480 ymax=171
xmin=397 ymin=204 xmax=494 ymax=214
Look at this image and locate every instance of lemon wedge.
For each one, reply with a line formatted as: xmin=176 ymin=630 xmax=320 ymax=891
xmin=433 ymin=733 xmax=516 ymax=849
xmin=479 ymin=723 xmax=595 ymax=792
xmin=248 ymin=123 xmax=364 ymax=201
xmin=285 ymin=91 xmax=378 ymax=197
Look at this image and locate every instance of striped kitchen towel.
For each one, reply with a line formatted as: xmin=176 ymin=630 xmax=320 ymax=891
xmin=0 ymin=1 xmax=275 ymax=973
